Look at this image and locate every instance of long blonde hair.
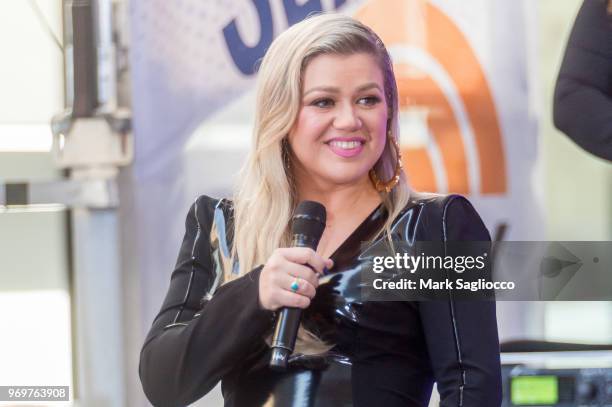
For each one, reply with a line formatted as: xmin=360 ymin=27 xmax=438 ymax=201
xmin=230 ymin=13 xmax=411 ymax=283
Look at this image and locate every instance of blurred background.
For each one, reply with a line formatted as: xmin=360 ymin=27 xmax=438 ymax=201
xmin=0 ymin=0 xmax=610 ymax=406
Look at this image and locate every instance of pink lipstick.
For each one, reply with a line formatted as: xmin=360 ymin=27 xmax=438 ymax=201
xmin=326 ymin=137 xmax=365 ymax=158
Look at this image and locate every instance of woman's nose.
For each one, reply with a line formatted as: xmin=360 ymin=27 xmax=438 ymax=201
xmin=333 ymin=103 xmax=362 ymax=131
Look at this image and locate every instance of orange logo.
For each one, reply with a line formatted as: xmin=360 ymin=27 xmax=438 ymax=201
xmin=355 ymin=0 xmax=507 ymax=194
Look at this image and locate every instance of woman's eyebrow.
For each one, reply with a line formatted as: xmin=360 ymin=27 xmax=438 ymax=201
xmin=303 ymin=82 xmax=382 ymax=97
xmin=303 ymin=86 xmax=339 ymax=97
xmin=356 ymin=83 xmax=383 ymax=93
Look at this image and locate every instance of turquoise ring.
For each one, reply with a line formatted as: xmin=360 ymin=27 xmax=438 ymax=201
xmin=290 ymin=279 xmax=300 ymax=293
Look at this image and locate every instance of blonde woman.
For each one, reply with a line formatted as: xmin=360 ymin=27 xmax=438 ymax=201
xmin=140 ymin=13 xmax=501 ymax=407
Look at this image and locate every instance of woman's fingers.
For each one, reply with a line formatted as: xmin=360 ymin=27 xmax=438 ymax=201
xmin=281 ymin=273 xmax=317 ymax=298
xmin=274 ymin=262 xmax=319 ymax=288
xmin=277 ymin=247 xmax=333 ymax=275
xmin=275 ymin=289 xmax=311 ymax=309
xmin=259 ymin=247 xmax=334 ymax=311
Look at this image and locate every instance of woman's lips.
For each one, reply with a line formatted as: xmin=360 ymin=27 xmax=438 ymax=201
xmin=326 ymin=139 xmax=364 ymax=158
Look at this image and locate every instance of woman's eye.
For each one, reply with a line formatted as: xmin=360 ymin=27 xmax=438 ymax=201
xmin=311 ymin=98 xmax=334 ymax=108
xmin=358 ymin=96 xmax=381 ymax=106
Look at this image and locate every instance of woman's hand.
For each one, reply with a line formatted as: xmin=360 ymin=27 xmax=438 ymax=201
xmin=259 ymin=247 xmax=333 ymax=311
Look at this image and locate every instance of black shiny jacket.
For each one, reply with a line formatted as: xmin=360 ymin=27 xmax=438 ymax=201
xmin=553 ymin=0 xmax=612 ymax=161
xmin=139 ymin=194 xmax=502 ymax=407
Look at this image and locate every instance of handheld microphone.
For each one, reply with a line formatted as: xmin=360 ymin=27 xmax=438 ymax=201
xmin=269 ymin=200 xmax=326 ymax=371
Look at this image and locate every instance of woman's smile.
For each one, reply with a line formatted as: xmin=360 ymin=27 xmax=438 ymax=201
xmin=325 ymin=137 xmax=366 ymax=158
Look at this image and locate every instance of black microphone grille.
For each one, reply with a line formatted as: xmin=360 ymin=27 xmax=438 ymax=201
xmin=291 ymin=201 xmax=326 ymax=239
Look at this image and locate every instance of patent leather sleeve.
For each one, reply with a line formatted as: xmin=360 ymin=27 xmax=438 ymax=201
xmin=553 ymin=0 xmax=612 ymax=161
xmin=139 ymin=195 xmax=274 ymax=407
xmin=418 ymin=196 xmax=502 ymax=407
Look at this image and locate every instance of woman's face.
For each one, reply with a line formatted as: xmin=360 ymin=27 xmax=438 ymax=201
xmin=288 ymin=52 xmax=389 ymax=189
